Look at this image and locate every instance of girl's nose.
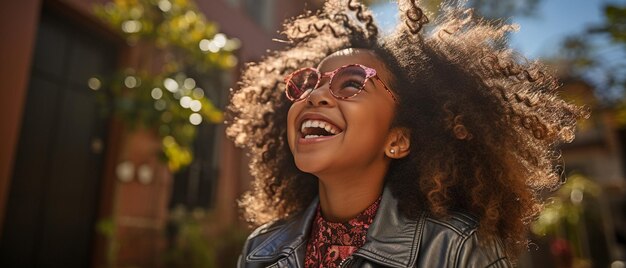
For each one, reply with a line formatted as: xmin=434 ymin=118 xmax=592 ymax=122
xmin=306 ymin=83 xmax=335 ymax=107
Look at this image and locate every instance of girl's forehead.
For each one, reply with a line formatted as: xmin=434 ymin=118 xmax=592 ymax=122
xmin=317 ymin=48 xmax=385 ymax=72
xmin=316 ymin=48 xmax=394 ymax=86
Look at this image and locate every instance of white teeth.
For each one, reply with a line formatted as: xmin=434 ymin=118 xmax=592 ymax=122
xmin=324 ymin=125 xmax=333 ymax=133
xmin=300 ymin=119 xmax=341 ymax=135
xmin=304 ymin=135 xmax=321 ymax=139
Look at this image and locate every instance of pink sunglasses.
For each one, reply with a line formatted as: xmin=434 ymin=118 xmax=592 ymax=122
xmin=284 ymin=64 xmax=398 ymax=103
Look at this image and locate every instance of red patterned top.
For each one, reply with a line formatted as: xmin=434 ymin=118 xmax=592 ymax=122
xmin=304 ymin=197 xmax=381 ymax=268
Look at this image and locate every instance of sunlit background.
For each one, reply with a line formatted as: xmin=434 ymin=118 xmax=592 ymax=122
xmin=0 ymin=0 xmax=624 ymax=267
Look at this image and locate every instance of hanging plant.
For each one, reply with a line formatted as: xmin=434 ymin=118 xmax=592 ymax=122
xmin=92 ymin=0 xmax=239 ymax=171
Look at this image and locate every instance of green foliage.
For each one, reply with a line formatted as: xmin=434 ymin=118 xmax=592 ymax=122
xmin=604 ymin=5 xmax=626 ymax=44
xmin=96 ymin=217 xmax=120 ymax=268
xmin=93 ymin=0 xmax=239 ymax=71
xmin=599 ymin=4 xmax=626 ymax=124
xmin=532 ymin=174 xmax=600 ymax=235
xmin=164 ymin=206 xmax=248 ymax=268
xmin=93 ymin=0 xmax=239 ymax=171
xmin=556 ymin=3 xmax=626 ymax=104
xmin=98 ymin=70 xmax=223 ymax=170
xmin=531 ymin=174 xmax=601 ymax=258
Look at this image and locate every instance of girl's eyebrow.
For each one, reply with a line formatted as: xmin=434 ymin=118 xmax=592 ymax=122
xmin=339 ymin=68 xmax=362 ymax=76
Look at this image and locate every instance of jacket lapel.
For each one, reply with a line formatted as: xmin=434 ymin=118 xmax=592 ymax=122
xmin=246 ymin=197 xmax=319 ymax=266
xmin=353 ymin=187 xmax=426 ymax=268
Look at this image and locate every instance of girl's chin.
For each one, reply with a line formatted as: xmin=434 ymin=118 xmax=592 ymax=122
xmin=294 ymin=161 xmax=330 ymax=175
xmin=294 ymin=164 xmax=321 ymax=175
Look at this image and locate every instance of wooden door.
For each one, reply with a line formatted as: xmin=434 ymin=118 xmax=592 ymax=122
xmin=0 ymin=8 xmax=117 ymax=267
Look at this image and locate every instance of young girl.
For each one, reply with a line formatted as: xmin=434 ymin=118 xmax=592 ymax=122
xmin=227 ymin=0 xmax=587 ymax=267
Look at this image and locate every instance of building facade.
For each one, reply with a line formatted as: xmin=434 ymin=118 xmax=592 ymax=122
xmin=0 ymin=0 xmax=321 ymax=267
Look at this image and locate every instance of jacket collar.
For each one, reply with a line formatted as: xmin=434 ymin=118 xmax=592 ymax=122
xmin=353 ymin=187 xmax=426 ymax=267
xmin=246 ymin=197 xmax=319 ymax=262
xmin=246 ymin=186 xmax=425 ymax=267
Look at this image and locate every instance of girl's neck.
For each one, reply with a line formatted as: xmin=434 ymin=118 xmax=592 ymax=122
xmin=316 ymin=167 xmax=387 ymax=222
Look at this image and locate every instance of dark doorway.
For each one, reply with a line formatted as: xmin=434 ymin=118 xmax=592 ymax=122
xmin=0 ymin=7 xmax=117 ymax=267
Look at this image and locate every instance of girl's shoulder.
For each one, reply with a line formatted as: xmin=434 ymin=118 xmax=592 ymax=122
xmin=423 ymin=209 xmax=480 ymax=237
xmin=417 ymin=210 xmax=512 ymax=267
xmin=246 ymin=219 xmax=287 ymax=240
xmin=239 ymin=201 xmax=320 ymax=266
xmin=237 ymin=218 xmax=301 ymax=267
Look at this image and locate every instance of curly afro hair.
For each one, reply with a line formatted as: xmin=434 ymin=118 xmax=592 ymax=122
xmin=225 ymin=0 xmax=587 ymax=259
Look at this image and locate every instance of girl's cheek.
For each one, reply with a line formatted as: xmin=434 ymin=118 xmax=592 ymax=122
xmin=286 ymin=104 xmax=298 ymax=128
xmin=286 ymin=104 xmax=301 ymax=145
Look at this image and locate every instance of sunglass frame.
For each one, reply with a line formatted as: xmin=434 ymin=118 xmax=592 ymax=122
xmin=284 ymin=64 xmax=397 ymax=103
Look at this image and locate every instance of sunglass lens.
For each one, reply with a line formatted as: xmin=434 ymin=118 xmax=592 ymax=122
xmin=331 ymin=65 xmax=367 ymax=98
xmin=287 ymin=69 xmax=319 ymax=100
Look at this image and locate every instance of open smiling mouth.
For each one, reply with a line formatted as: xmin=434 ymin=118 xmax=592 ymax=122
xmin=300 ymin=119 xmax=343 ymax=139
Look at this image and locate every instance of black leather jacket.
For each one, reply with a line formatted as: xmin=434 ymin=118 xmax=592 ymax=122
xmin=238 ymin=187 xmax=512 ymax=267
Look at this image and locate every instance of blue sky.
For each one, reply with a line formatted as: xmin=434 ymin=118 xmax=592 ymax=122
xmin=370 ymin=0 xmax=624 ymax=60
xmin=509 ymin=0 xmax=622 ymax=59
xmin=370 ymin=0 xmax=626 ymax=99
